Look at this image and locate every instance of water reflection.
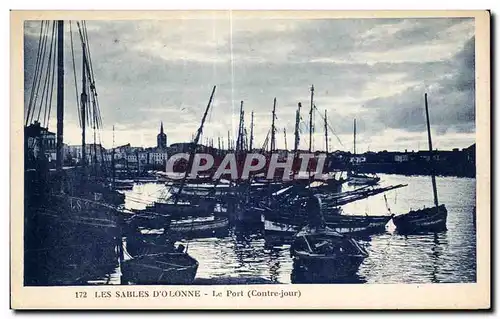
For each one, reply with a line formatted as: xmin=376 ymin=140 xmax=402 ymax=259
xmin=115 ymin=174 xmax=476 ymax=285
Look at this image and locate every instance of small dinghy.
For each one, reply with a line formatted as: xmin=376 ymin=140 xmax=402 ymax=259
xmin=121 ymin=251 xmax=199 ymax=285
xmin=290 ymin=226 xmax=368 ymax=279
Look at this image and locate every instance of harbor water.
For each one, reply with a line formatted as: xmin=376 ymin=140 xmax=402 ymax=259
xmin=119 ymin=173 xmax=476 ymax=284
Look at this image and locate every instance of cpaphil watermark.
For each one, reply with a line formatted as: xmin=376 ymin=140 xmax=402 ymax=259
xmin=165 ymin=152 xmax=327 ymax=180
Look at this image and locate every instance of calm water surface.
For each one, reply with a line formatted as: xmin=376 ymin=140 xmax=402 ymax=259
xmin=121 ymin=174 xmax=476 ymax=284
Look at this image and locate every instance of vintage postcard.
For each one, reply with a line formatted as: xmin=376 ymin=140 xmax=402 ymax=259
xmin=10 ymin=10 xmax=490 ymax=310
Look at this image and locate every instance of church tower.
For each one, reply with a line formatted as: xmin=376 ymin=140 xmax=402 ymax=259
xmin=157 ymin=121 xmax=167 ymax=149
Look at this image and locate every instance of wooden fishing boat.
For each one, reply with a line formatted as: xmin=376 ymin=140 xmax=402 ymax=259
xmin=391 ymin=94 xmax=447 ymax=234
xmin=263 ymin=213 xmax=391 ymax=238
xmin=169 ymin=183 xmax=234 ymax=196
xmin=169 ymin=216 xmax=229 ymax=239
xmin=392 ymin=205 xmax=447 ymax=234
xmin=347 ymin=171 xmax=380 ymax=186
xmin=121 ymin=252 xmax=199 ymax=285
xmin=290 ymin=226 xmax=368 ymax=279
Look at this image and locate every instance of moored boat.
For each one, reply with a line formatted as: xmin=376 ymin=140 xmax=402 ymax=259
xmin=263 ymin=213 xmax=391 ymax=239
xmin=392 ymin=205 xmax=447 ymax=234
xmin=347 ymin=171 xmax=381 ymax=186
xmin=121 ymin=252 xmax=199 ymax=285
xmin=290 ymin=226 xmax=368 ymax=279
xmin=391 ymin=93 xmax=448 ymax=234
xmin=170 ymin=216 xmax=229 ymax=239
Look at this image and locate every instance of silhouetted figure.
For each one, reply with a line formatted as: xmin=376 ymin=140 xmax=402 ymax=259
xmin=306 ymin=193 xmax=325 ymax=229
xmin=176 ymin=244 xmax=186 ymax=253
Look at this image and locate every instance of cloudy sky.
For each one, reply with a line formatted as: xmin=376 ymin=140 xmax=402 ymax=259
xmin=24 ymin=15 xmax=475 ymax=152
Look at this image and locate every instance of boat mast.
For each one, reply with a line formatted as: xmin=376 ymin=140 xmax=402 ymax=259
xmin=353 ymin=118 xmax=356 ymax=155
xmin=56 ymin=20 xmax=64 ymax=172
xmin=309 ymin=85 xmax=314 ymax=152
xmin=236 ymin=101 xmax=244 ymax=153
xmin=112 ymin=125 xmax=115 ymax=189
xmin=80 ymin=38 xmax=87 ymax=168
xmin=283 ymin=128 xmax=288 ymax=151
xmin=249 ymin=111 xmax=254 ymax=151
xmin=270 ymin=98 xmax=277 ymax=154
xmin=294 ymin=102 xmax=302 ymax=156
xmin=174 ymin=86 xmax=217 ymax=205
xmin=324 ymin=110 xmax=329 ymax=154
xmin=424 ymin=93 xmax=439 ymax=209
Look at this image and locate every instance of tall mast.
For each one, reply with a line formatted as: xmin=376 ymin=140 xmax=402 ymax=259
xmin=227 ymin=130 xmax=230 ymax=151
xmin=80 ymin=39 xmax=87 ymax=167
xmin=270 ymin=98 xmax=277 ymax=153
xmin=283 ymin=128 xmax=288 ymax=151
xmin=309 ymin=85 xmax=314 ymax=152
xmin=249 ymin=111 xmax=254 ymax=151
xmin=112 ymin=125 xmax=115 ymax=189
xmin=93 ymin=123 xmax=97 ymax=170
xmin=294 ymin=102 xmax=302 ymax=156
xmin=174 ymin=86 xmax=217 ymax=205
xmin=56 ymin=20 xmax=64 ymax=172
xmin=244 ymin=128 xmax=248 ymax=151
xmin=424 ymin=93 xmax=439 ymax=209
xmin=324 ymin=110 xmax=329 ymax=154
xmin=236 ymin=101 xmax=244 ymax=152
xmin=353 ymin=118 xmax=356 ymax=155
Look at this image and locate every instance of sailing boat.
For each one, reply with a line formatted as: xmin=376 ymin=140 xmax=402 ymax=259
xmin=24 ymin=20 xmax=124 ymax=286
xmin=392 ymin=93 xmax=447 ymax=233
xmin=347 ymin=118 xmax=380 ymax=186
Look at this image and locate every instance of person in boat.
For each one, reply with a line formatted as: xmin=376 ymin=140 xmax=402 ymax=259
xmin=306 ymin=192 xmax=326 ymax=230
xmin=176 ymin=244 xmax=186 ymax=253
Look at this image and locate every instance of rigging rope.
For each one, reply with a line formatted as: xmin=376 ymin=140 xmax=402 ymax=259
xmin=26 ymin=21 xmax=46 ymax=125
xmin=32 ymin=21 xmax=51 ymax=124
xmin=313 ymin=103 xmax=344 ymax=147
xmin=69 ymin=21 xmax=82 ymax=127
xmin=37 ymin=22 xmax=56 ymax=127
xmin=44 ymin=29 xmax=57 ymax=128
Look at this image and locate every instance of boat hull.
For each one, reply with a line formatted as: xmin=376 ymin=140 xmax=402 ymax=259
xmin=170 ymin=217 xmax=229 ymax=239
xmin=392 ymin=204 xmax=447 ymax=234
xmin=121 ymin=253 xmax=198 ymax=285
xmin=263 ymin=214 xmax=391 ymax=240
xmin=347 ymin=175 xmax=380 ymax=186
xmin=290 ymin=226 xmax=368 ymax=281
xmin=292 ymin=252 xmax=366 ymax=280
xmin=24 ymin=193 xmax=123 ymax=286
